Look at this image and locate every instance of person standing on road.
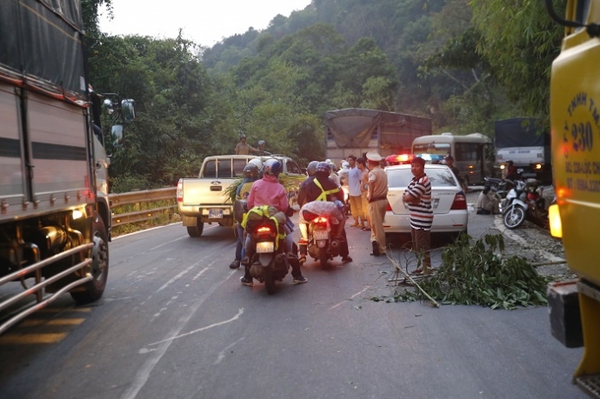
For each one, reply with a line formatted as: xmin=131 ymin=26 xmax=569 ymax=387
xmin=445 ymin=155 xmax=467 ymax=193
xmin=357 ymin=157 xmax=371 ymax=231
xmin=402 ymin=157 xmax=433 ymax=273
xmin=347 ymin=155 xmax=365 ymax=228
xmin=366 ymin=152 xmax=388 ymax=256
xmin=235 ymin=134 xmax=257 ymax=155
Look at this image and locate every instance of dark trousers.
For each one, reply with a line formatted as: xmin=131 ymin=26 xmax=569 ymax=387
xmin=411 ymin=228 xmax=431 ymax=268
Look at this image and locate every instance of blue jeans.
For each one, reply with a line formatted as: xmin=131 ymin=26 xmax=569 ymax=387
xmin=235 ymin=223 xmax=245 ymax=261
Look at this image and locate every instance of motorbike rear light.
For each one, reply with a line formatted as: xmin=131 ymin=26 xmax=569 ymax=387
xmin=177 ymin=180 xmax=183 ymax=202
xmin=314 ymin=216 xmax=328 ymax=224
xmin=451 ymin=193 xmax=467 ymax=210
xmin=257 ymin=226 xmax=272 ymax=234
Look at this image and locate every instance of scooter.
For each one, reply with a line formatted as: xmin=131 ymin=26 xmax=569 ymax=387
xmin=305 ymin=215 xmax=351 ymax=269
xmin=246 ymin=219 xmax=289 ymax=294
xmin=501 ymin=179 xmax=547 ymax=229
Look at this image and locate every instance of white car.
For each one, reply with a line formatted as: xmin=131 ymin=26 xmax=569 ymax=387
xmin=383 ymin=164 xmax=468 ymax=239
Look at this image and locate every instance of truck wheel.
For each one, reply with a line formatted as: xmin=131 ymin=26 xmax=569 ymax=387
xmin=71 ymin=218 xmax=109 ymax=303
xmin=187 ymin=221 xmax=204 ymax=237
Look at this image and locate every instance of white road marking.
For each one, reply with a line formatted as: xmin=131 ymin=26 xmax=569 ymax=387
xmin=121 ymin=279 xmax=236 ymax=399
xmin=329 ymin=286 xmax=371 ymax=310
xmin=148 ymin=308 xmax=244 ymax=347
xmin=214 ymin=337 xmax=245 ymax=365
xmin=493 ymin=217 xmax=565 ymax=262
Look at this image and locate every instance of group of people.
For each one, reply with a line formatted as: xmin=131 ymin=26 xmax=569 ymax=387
xmin=234 ymin=134 xmax=270 ymax=156
xmin=229 ymin=150 xmax=438 ymax=286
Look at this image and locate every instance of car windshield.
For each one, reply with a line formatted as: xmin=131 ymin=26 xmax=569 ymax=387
xmin=387 ymin=167 xmax=457 ymax=188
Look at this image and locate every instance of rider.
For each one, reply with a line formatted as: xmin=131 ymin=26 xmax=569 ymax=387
xmin=241 ymin=158 xmax=307 ymax=286
xmin=230 ymin=160 xmax=261 ymax=269
xmin=505 ymin=160 xmax=519 ymax=180
xmin=297 ymin=162 xmax=352 ymax=264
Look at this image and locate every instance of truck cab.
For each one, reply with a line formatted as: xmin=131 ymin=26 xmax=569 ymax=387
xmin=546 ymin=0 xmax=600 ymax=395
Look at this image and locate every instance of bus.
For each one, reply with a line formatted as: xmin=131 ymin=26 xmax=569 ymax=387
xmin=411 ymin=133 xmax=494 ymax=186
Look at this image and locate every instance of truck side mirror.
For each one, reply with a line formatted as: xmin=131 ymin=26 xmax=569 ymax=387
xmin=121 ymin=99 xmax=136 ymax=124
xmin=111 ymin=125 xmax=124 ymax=147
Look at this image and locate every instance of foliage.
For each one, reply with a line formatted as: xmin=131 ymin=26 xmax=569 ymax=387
xmin=83 ymin=0 xmax=566 ymax=188
xmin=394 ymin=234 xmax=549 ymax=310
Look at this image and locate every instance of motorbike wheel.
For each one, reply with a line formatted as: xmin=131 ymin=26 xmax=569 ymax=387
xmin=319 ymin=249 xmax=329 ymax=269
xmin=503 ymin=205 xmax=526 ymax=229
xmin=264 ymin=267 xmax=276 ymax=295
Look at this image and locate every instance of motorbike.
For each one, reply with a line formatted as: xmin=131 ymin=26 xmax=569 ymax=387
xmin=501 ymin=178 xmax=548 ymax=229
xmin=246 ymin=218 xmax=289 ymax=294
xmin=483 ymin=177 xmax=510 ymax=202
xmin=306 ymin=215 xmax=344 ymax=269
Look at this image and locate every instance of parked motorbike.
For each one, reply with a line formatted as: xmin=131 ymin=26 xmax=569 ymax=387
xmin=246 ymin=218 xmax=289 ymax=294
xmin=306 ymin=215 xmax=344 ymax=269
xmin=483 ymin=177 xmax=510 ymax=201
xmin=501 ymin=178 xmax=548 ymax=229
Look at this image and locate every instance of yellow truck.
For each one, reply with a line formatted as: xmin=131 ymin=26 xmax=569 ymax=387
xmin=546 ymin=0 xmax=600 ymax=396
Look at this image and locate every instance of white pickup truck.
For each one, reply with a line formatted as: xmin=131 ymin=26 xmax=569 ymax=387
xmin=177 ymin=154 xmax=303 ymax=237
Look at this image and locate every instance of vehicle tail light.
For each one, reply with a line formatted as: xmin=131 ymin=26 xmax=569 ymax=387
xmin=257 ymin=226 xmax=272 ymax=234
xmin=177 ymin=180 xmax=183 ymax=202
xmin=314 ymin=216 xmax=328 ymax=224
xmin=386 ymin=201 xmax=392 ymax=211
xmin=451 ymin=193 xmax=467 ymax=210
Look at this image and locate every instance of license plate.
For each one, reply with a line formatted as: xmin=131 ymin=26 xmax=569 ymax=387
xmin=256 ymin=241 xmax=274 ymax=253
xmin=209 ymin=209 xmax=223 ymax=218
xmin=313 ymin=230 xmax=329 ymax=240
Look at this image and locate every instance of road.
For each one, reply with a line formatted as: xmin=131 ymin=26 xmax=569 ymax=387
xmin=0 ymin=192 xmax=586 ymax=399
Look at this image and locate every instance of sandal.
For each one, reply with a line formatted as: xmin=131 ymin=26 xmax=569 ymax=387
xmin=361 ymin=227 xmax=371 ymax=231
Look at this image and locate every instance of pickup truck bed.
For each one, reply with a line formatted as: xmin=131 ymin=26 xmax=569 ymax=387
xmin=177 ymin=154 xmax=303 ymax=237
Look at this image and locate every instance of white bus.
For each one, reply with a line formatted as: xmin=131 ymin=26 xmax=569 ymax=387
xmin=411 ymin=133 xmax=494 ymax=185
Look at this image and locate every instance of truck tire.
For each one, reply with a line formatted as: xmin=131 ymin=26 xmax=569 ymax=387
xmin=71 ymin=218 xmax=109 ymax=303
xmin=187 ymin=221 xmax=204 ymax=237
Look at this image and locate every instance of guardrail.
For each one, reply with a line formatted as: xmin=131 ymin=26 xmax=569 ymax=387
xmin=109 ymin=187 xmax=177 ymax=227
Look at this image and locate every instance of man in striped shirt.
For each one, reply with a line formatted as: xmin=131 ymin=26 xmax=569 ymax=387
xmin=402 ymin=157 xmax=433 ymax=273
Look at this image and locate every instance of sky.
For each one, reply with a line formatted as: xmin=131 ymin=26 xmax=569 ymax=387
xmin=98 ymin=0 xmax=312 ymax=47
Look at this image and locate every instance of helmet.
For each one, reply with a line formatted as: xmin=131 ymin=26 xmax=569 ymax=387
xmin=258 ymin=140 xmax=266 ymax=147
xmin=263 ymin=158 xmax=282 ymax=177
xmin=249 ymin=158 xmax=262 ymax=170
xmin=243 ymin=163 xmax=259 ymax=179
xmin=240 ymin=133 xmax=246 ymax=139
xmin=341 ymin=161 xmax=350 ymax=169
xmin=315 ymin=161 xmax=331 ymax=175
xmin=307 ymin=161 xmax=319 ymax=177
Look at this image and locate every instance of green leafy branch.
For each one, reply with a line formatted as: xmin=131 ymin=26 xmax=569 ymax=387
xmin=394 ymin=234 xmax=549 ymax=310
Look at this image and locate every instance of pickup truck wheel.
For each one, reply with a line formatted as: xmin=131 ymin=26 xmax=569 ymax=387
xmin=71 ymin=218 xmax=109 ymax=303
xmin=187 ymin=221 xmax=204 ymax=237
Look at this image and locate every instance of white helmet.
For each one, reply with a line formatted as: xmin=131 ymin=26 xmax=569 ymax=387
xmin=249 ymin=158 xmax=262 ymax=170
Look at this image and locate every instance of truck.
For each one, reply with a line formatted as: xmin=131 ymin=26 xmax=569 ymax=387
xmin=0 ymin=0 xmax=134 ymax=334
xmin=324 ymin=108 xmax=432 ymax=165
xmin=177 ymin=154 xmax=303 ymax=237
xmin=494 ymin=117 xmax=552 ymax=183
xmin=545 ymin=0 xmax=600 ymax=396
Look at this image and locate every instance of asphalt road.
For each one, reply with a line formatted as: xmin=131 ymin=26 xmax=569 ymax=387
xmin=0 ymin=195 xmax=587 ymax=399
